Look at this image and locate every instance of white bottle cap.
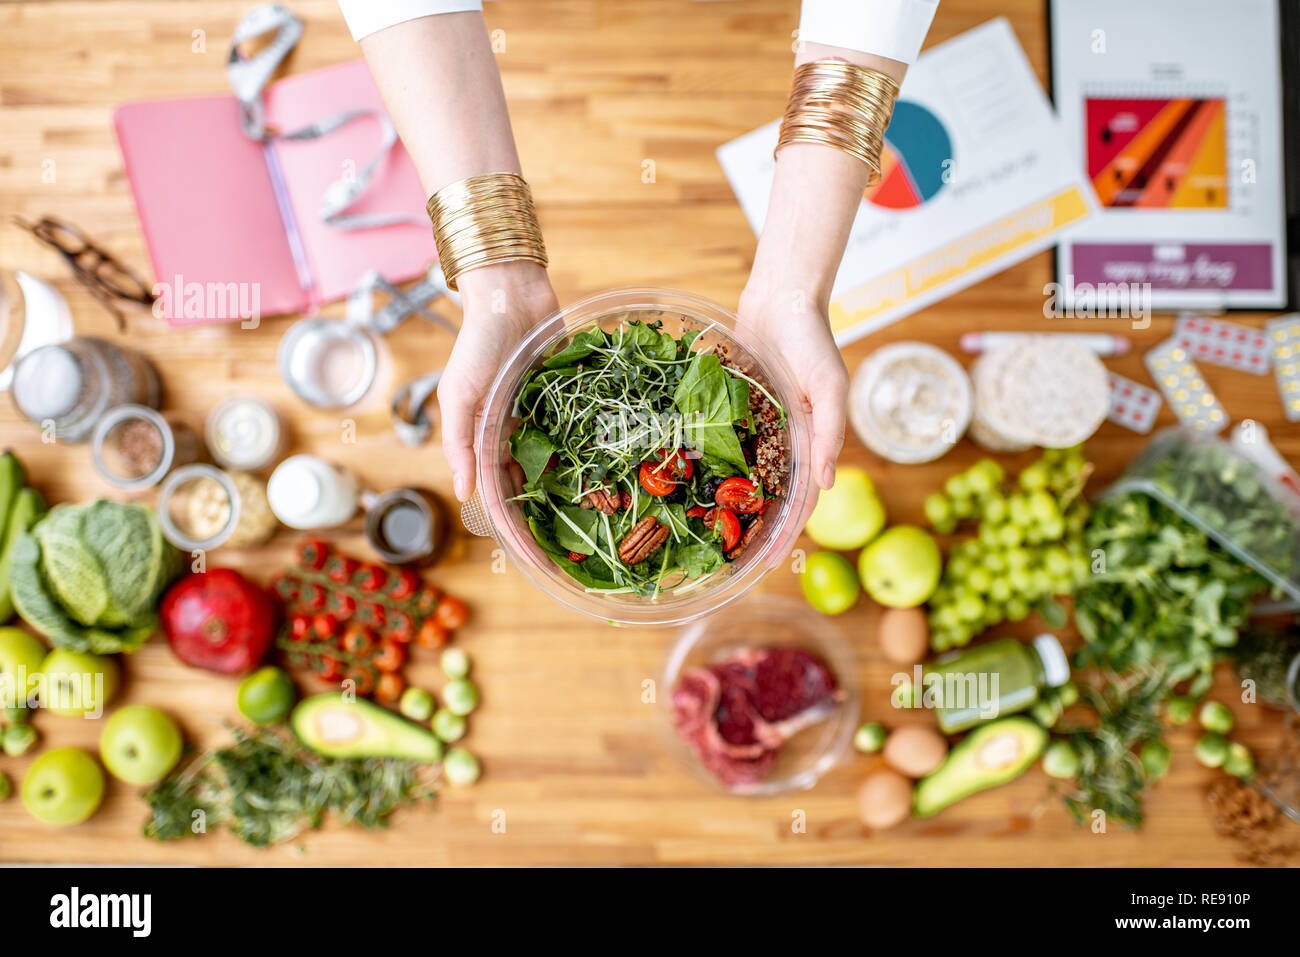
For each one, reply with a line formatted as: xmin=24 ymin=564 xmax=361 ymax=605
xmin=1032 ymin=633 xmax=1071 ymax=687
xmin=267 ymin=457 xmax=323 ymax=528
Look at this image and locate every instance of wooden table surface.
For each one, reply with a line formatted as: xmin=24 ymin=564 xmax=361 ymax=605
xmin=1 ymin=0 xmax=1295 ymax=866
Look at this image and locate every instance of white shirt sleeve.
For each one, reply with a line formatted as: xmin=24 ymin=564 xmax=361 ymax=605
xmin=798 ymin=0 xmax=939 ymax=65
xmin=338 ymin=0 xmax=484 ymax=42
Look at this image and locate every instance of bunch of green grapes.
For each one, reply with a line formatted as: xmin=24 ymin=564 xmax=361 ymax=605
xmin=923 ymin=448 xmax=1092 ymax=651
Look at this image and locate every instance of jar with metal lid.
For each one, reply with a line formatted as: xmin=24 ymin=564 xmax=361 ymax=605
xmin=205 ymin=395 xmax=286 ymax=471
xmin=10 ymin=336 xmax=160 ymax=442
xmin=91 ymin=405 xmax=201 ymax=492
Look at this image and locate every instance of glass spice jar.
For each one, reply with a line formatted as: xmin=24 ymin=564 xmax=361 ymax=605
xmin=10 ymin=336 xmax=160 ymax=442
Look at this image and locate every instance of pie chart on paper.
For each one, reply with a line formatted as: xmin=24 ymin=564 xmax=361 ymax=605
xmin=865 ymin=101 xmax=954 ymax=210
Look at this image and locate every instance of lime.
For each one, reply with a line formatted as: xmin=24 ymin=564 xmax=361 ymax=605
xmin=800 ymin=551 xmax=861 ymax=615
xmin=236 ymin=666 xmax=297 ymax=725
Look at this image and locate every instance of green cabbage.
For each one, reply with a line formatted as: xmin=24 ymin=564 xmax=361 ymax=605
xmin=10 ymin=501 xmax=181 ymax=654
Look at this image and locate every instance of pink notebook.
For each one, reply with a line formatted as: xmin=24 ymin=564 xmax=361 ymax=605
xmin=115 ymin=60 xmax=435 ymax=326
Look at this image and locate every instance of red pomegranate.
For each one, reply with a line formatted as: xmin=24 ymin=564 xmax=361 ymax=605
xmin=160 ymin=569 xmax=279 ymax=675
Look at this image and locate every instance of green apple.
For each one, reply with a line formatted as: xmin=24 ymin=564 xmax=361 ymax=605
xmin=858 ymin=525 xmax=941 ymax=608
xmin=21 ymin=747 xmax=105 ymax=825
xmin=800 ymin=551 xmax=861 ymax=614
xmin=0 ymin=627 xmax=46 ymax=712
xmin=803 ymin=466 xmax=886 ymax=550
xmin=99 ymin=705 xmax=183 ymax=785
xmin=39 ymin=649 xmax=120 ymax=718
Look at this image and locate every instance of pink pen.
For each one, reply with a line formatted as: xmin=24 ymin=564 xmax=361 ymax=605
xmin=959 ymin=332 xmax=1131 ymax=357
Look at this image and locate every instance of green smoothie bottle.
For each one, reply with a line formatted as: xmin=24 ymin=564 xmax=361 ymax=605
xmin=925 ymin=634 xmax=1070 ymax=734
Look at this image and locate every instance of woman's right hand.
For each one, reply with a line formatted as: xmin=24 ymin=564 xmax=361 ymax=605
xmin=438 ymin=261 xmax=559 ymax=502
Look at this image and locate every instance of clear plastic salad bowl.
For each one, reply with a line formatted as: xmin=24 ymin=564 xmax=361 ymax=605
xmin=461 ymin=287 xmax=814 ymax=626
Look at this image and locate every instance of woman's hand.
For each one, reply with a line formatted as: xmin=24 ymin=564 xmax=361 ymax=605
xmin=439 ymin=261 xmax=558 ymax=501
xmin=738 ymin=283 xmax=848 ymax=493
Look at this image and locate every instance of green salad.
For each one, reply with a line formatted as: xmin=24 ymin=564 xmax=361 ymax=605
xmin=508 ymin=318 xmax=787 ymax=595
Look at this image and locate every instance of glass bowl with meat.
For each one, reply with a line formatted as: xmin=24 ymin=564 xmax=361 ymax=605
xmin=659 ymin=595 xmax=858 ymax=795
xmin=462 ymin=287 xmax=814 ymax=626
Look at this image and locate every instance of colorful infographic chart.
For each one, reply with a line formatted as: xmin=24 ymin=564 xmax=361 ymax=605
xmin=865 ymin=101 xmax=954 ymax=210
xmin=1050 ymin=0 xmax=1288 ymax=309
xmin=1084 ymin=97 xmax=1228 ymax=209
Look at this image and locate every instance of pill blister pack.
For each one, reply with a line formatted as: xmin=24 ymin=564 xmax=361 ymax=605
xmin=1266 ymin=315 xmax=1300 ymax=421
xmin=1106 ymin=372 xmax=1162 ymax=434
xmin=1144 ymin=339 xmax=1227 ymax=433
xmin=1174 ymin=315 xmax=1271 ymax=375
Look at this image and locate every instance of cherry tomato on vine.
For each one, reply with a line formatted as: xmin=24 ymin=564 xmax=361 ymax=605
xmin=373 ymin=640 xmax=407 ymax=674
xmin=433 ymin=595 xmax=470 ymax=630
xmin=704 ymin=507 xmax=742 ymax=551
xmin=715 ymin=477 xmax=763 ymax=514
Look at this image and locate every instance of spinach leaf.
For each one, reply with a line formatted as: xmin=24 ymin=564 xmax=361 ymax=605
xmin=509 ymin=423 xmax=555 ymax=485
xmin=673 ymin=353 xmax=749 ymax=475
xmin=728 ymin=376 xmax=751 ymax=426
xmin=675 ymin=539 xmax=726 ymax=578
xmin=542 ymin=329 xmax=608 ymax=369
xmin=616 ymin=322 xmax=678 ymax=364
xmin=554 ymin=505 xmax=601 ymax=555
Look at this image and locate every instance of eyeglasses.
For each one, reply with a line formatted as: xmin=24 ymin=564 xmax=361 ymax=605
xmin=11 ymin=216 xmax=155 ymax=331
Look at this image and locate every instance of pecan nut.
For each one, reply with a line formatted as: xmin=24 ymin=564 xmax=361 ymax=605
xmin=618 ymin=517 xmax=670 ymax=564
xmin=581 ymin=486 xmax=619 ymax=515
xmin=725 ymin=515 xmax=763 ymax=560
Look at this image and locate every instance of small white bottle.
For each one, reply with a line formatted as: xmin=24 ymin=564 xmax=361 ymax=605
xmin=266 ymin=454 xmax=360 ymax=529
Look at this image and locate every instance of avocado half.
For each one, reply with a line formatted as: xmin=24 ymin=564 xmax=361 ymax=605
xmin=914 ymin=716 xmax=1046 ymax=818
xmin=291 ymin=694 xmax=444 ymax=763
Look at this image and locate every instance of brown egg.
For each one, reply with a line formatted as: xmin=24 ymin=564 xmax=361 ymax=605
xmin=877 ymin=606 xmax=930 ymax=665
xmin=857 ymin=769 xmax=913 ymax=830
xmin=883 ymin=724 xmax=949 ymax=778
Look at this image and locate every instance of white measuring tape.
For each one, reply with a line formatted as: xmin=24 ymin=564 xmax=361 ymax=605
xmin=227 ymin=4 xmax=425 ymax=230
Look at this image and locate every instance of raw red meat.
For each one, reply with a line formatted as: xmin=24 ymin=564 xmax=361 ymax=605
xmin=671 ymin=645 xmax=840 ymax=789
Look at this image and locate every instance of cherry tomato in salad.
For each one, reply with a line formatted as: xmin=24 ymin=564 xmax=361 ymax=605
xmin=715 ymin=477 xmax=763 ymax=514
xmin=685 ymin=506 xmax=708 ymax=519
xmin=638 ymin=462 xmax=676 ymax=497
xmin=639 ymin=448 xmax=693 ymax=496
xmin=568 ymin=551 xmax=588 ymax=563
xmin=704 ymin=507 xmax=742 ymax=551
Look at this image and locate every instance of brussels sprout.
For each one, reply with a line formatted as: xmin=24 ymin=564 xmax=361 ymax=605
xmin=1224 ymin=742 xmax=1255 ymax=781
xmin=432 ymin=708 xmax=467 ymax=744
xmin=1 ymin=723 xmax=37 ymax=756
xmin=442 ymin=679 xmax=479 ymax=717
xmin=1195 ymin=732 xmax=1229 ymax=768
xmin=853 ymin=722 xmax=887 ymax=754
xmin=1164 ymin=695 xmax=1194 ymax=725
xmin=440 ymin=648 xmax=471 ymax=680
xmin=1198 ymin=701 xmax=1234 ymax=735
xmin=399 ymin=688 xmax=435 ymax=723
xmin=1042 ymin=740 xmax=1080 ymax=779
xmin=1140 ymin=740 xmax=1172 ymax=779
xmin=443 ymin=747 xmax=481 ymax=787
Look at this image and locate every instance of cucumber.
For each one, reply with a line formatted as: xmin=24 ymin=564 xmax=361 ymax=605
xmin=0 ymin=451 xmax=25 ymax=548
xmin=0 ymin=487 xmax=46 ymax=622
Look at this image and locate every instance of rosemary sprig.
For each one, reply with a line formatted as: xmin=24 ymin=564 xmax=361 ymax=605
xmin=142 ymin=726 xmax=435 ymax=848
